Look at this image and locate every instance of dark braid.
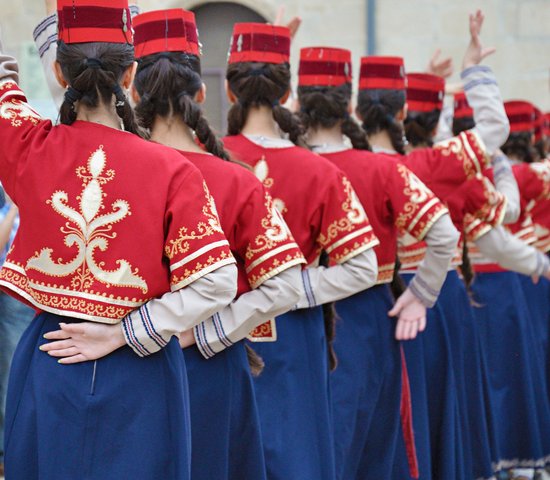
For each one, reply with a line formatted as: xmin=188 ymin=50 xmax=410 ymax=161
xmin=133 ymin=52 xmax=229 ymax=160
xmin=297 ymin=83 xmax=370 ymax=151
xmin=56 ymin=41 xmax=144 ymax=136
xmin=356 ymin=89 xmax=407 ymax=154
xmin=459 ymin=236 xmax=478 ymax=305
xmin=226 ymin=62 xmax=305 ymax=144
xmin=319 ymin=250 xmax=339 ymax=372
xmin=389 ymin=256 xmax=407 ymax=300
xmin=501 ymin=132 xmax=537 ymax=164
xmin=452 ymin=116 xmax=476 ymax=136
xmin=245 ymin=344 xmax=265 ymax=377
xmin=404 ymin=109 xmax=441 ymax=148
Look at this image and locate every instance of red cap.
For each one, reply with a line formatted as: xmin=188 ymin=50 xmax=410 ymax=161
xmin=504 ymin=100 xmax=536 ymax=133
xmin=359 ymin=56 xmax=406 ymax=90
xmin=453 ymin=91 xmax=474 ymax=120
xmin=57 ymin=0 xmax=133 ymax=45
xmin=534 ymin=107 xmax=544 ymax=142
xmin=298 ymin=47 xmax=352 ymax=87
xmin=228 ymin=23 xmax=290 ymax=64
xmin=544 ymin=113 xmax=550 ymax=138
xmin=133 ymin=9 xmax=199 ymax=59
xmin=406 ymin=73 xmax=445 ymax=113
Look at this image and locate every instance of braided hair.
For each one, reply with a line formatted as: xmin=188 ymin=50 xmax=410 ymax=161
xmin=297 ymin=83 xmax=370 ymax=151
xmin=226 ymin=62 xmax=305 ymax=144
xmin=356 ymin=89 xmax=407 ymax=154
xmin=133 ymin=52 xmax=229 ymax=160
xmin=57 ymin=41 xmax=143 ymax=136
xmin=404 ymin=109 xmax=441 ymax=148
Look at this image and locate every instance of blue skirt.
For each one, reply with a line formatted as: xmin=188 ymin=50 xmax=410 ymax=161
xmin=249 ymin=307 xmax=335 ymax=480
xmin=183 ymin=340 xmax=267 ymax=480
xmin=330 ymin=285 xmax=402 ymax=480
xmin=400 ymin=272 xmax=467 ymax=480
xmin=4 ymin=312 xmax=191 ymax=480
xmin=471 ymin=271 xmax=550 ymax=473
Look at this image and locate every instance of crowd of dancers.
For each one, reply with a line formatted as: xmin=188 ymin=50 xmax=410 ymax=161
xmin=1 ymin=1 xmax=550 ymax=479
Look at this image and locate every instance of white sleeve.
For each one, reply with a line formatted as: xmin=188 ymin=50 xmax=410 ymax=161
xmin=433 ymin=102 xmax=454 ymax=143
xmin=492 ymin=151 xmax=521 ymax=224
xmin=193 ymin=265 xmax=302 ymax=359
xmin=295 ymin=248 xmax=378 ymax=309
xmin=475 ymin=226 xmax=550 ymax=277
xmin=462 ymin=65 xmax=510 ymax=155
xmin=33 ymin=14 xmax=65 ymax=109
xmin=122 ymin=264 xmax=238 ymax=357
xmin=408 ymin=213 xmax=459 ymax=307
xmin=0 ymin=31 xmax=19 ymax=83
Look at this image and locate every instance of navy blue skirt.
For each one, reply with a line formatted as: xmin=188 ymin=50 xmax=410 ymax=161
xmin=330 ymin=285 xmax=403 ymax=480
xmin=472 ymin=271 xmax=550 ymax=473
xmin=400 ymin=272 xmax=467 ymax=480
xmin=183 ymin=340 xmax=267 ymax=480
xmin=249 ymin=307 xmax=335 ymax=480
xmin=4 ymin=312 xmax=191 ymax=480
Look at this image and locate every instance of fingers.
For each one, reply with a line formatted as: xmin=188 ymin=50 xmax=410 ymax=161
xmin=59 ymin=322 xmax=87 ymax=335
xmin=58 ymin=354 xmax=89 ymax=365
xmin=45 ymin=347 xmax=81 ymax=358
xmin=274 ymin=6 xmax=285 ymax=26
xmin=480 ymin=47 xmax=497 ymax=59
xmin=40 ymin=339 xmax=74 ymax=352
xmin=43 ymin=329 xmax=72 ymax=340
xmin=418 ymin=315 xmax=427 ymax=332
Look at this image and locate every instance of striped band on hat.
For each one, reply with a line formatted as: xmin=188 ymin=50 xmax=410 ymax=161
xmin=133 ymin=9 xmax=200 ymax=59
xmin=228 ymin=23 xmax=290 ymax=64
xmin=298 ymin=47 xmax=352 ymax=87
xmin=453 ymin=91 xmax=473 ymax=120
xmin=359 ymin=56 xmax=406 ymax=90
xmin=504 ymin=100 xmax=536 ymax=133
xmin=534 ymin=107 xmax=544 ymax=142
xmin=406 ymin=73 xmax=445 ymax=113
xmin=57 ymin=0 xmax=133 ymax=45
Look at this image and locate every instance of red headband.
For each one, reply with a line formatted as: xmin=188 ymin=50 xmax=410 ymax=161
xmin=298 ymin=47 xmax=352 ymax=87
xmin=133 ymin=9 xmax=199 ymax=59
xmin=453 ymin=91 xmax=473 ymax=120
xmin=228 ymin=23 xmax=290 ymax=64
xmin=359 ymin=56 xmax=406 ymax=90
xmin=406 ymin=73 xmax=445 ymax=113
xmin=57 ymin=0 xmax=133 ymax=45
xmin=504 ymin=100 xmax=536 ymax=134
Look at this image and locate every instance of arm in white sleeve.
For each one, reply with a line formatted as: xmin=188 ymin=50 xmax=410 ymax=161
xmin=0 ymin=32 xmax=19 ymax=83
xmin=295 ymin=248 xmax=378 ymax=309
xmin=462 ymin=65 xmax=510 ymax=154
xmin=33 ymin=14 xmax=64 ymax=108
xmin=434 ymin=103 xmax=454 ymax=144
xmin=193 ymin=265 xmax=302 ymax=359
xmin=475 ymin=226 xmax=550 ymax=276
xmin=492 ymin=151 xmax=521 ymax=224
xmin=122 ymin=264 xmax=238 ymax=357
xmin=408 ymin=213 xmax=459 ymax=307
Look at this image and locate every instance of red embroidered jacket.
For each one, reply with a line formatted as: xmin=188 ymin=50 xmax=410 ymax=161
xmin=0 ymin=81 xmax=234 ymax=323
xmin=320 ymin=149 xmax=447 ymax=284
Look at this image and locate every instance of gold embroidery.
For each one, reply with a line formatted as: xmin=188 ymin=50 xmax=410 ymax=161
xmin=248 ymin=318 xmax=277 ymax=342
xmin=434 ymin=131 xmax=487 ymax=179
xmin=0 ymin=97 xmax=41 ymax=127
xmin=253 ymin=156 xmax=287 ymax=214
xmin=317 ymin=176 xmax=368 ymax=248
xmin=26 ymin=146 xmax=148 ymax=293
xmin=165 ymin=181 xmax=224 ymax=259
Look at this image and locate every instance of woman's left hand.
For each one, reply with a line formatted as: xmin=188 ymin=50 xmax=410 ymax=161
xmin=40 ymin=322 xmax=127 ymax=364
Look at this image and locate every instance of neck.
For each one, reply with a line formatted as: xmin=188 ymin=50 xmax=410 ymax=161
xmin=76 ymin=99 xmax=122 ymax=130
xmin=240 ymin=104 xmax=282 ymax=138
xmin=306 ymin=123 xmax=346 ymax=147
xmin=150 ymin=116 xmax=205 ymax=154
xmin=368 ymin=130 xmax=396 ymax=152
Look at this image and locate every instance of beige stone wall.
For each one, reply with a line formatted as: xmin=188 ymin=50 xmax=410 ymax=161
xmin=0 ymin=0 xmax=548 ymax=112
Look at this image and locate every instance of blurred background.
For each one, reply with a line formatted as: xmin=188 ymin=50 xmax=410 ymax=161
xmin=0 ymin=0 xmax=548 ymax=133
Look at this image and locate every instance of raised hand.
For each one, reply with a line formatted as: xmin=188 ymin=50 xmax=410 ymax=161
xmin=463 ymin=9 xmax=496 ymax=70
xmin=40 ymin=321 xmax=127 ymax=364
xmin=427 ymin=49 xmax=454 ymax=79
xmin=388 ymin=288 xmax=427 ymax=341
xmin=274 ymin=6 xmax=302 ymax=39
xmin=45 ymin=0 xmax=56 ymax=15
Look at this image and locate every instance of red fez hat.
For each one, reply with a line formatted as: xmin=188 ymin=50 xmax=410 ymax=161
xmin=57 ymin=0 xmax=133 ymax=45
xmin=298 ymin=47 xmax=352 ymax=87
xmin=406 ymin=73 xmax=445 ymax=113
xmin=544 ymin=113 xmax=550 ymax=138
xmin=504 ymin=100 xmax=536 ymax=133
xmin=534 ymin=107 xmax=544 ymax=142
xmin=228 ymin=23 xmax=290 ymax=64
xmin=133 ymin=9 xmax=199 ymax=59
xmin=453 ymin=91 xmax=473 ymax=120
xmin=359 ymin=56 xmax=406 ymax=90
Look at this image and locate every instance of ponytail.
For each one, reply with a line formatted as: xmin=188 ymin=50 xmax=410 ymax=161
xmin=404 ymin=109 xmax=441 ymax=148
xmin=319 ymin=250 xmax=339 ymax=372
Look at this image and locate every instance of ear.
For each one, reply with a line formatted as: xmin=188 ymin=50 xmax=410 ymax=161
xmin=281 ymin=88 xmax=291 ymax=105
xmin=225 ymin=79 xmax=237 ymax=104
xmin=355 ymin=106 xmax=363 ymax=122
xmin=291 ymin=97 xmax=301 ymax=113
xmin=53 ymin=61 xmax=68 ymax=89
xmin=130 ymin=84 xmax=140 ymax=105
xmin=122 ymin=62 xmax=137 ymax=90
xmin=195 ymin=83 xmax=207 ymax=105
xmin=347 ymin=102 xmax=353 ymax=115
xmin=396 ymin=103 xmax=408 ymax=122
